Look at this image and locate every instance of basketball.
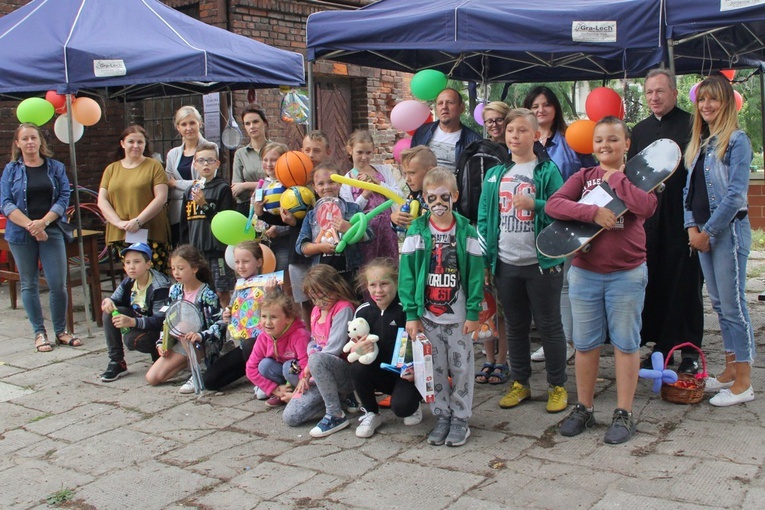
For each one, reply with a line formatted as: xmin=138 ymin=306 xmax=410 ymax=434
xmin=275 ymin=150 xmax=313 ymax=187
xmin=262 ymin=180 xmax=286 ymax=215
xmin=280 ymin=186 xmax=316 ymax=220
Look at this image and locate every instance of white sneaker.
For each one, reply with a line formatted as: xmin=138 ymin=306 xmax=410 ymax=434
xmin=709 ymin=387 xmax=754 ymax=407
xmin=403 ymin=405 xmax=422 ymax=426
xmin=179 ymin=377 xmax=195 ymax=394
xmin=704 ymin=376 xmax=735 ymax=392
xmin=566 ymin=342 xmax=576 ymax=361
xmin=530 ymin=346 xmax=545 ymax=362
xmin=355 ymin=411 xmax=383 ymax=438
xmin=253 ymin=386 xmax=268 ymax=400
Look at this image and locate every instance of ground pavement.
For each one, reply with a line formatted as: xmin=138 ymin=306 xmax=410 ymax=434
xmin=2 ymin=256 xmax=765 ymax=510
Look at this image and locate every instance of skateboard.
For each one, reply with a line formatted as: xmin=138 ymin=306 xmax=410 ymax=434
xmin=536 ymin=138 xmax=681 ymax=259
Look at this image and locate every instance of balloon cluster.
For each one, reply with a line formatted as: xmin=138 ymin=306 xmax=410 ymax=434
xmin=389 ymin=69 xmax=447 ymax=162
xmin=689 ymin=70 xmax=743 ymax=112
xmin=565 ymin=87 xmax=625 ymax=155
xmin=16 ymin=92 xmax=102 ymax=143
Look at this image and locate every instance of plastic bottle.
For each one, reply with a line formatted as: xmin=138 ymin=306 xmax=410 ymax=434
xmin=111 ymin=310 xmax=130 ymax=335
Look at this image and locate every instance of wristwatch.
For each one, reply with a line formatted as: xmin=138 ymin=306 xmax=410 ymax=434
xmin=44 ymin=220 xmax=51 ymax=227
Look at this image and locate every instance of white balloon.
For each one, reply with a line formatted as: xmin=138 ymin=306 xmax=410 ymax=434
xmin=54 ymin=114 xmax=84 ymax=143
xmin=225 ymin=245 xmax=236 ymax=270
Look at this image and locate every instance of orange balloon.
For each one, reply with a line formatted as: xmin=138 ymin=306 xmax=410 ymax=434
xmin=721 ymin=69 xmax=736 ymax=81
xmin=71 ymin=97 xmax=102 ymax=126
xmin=585 ymin=87 xmax=625 ymax=122
xmin=260 ymin=243 xmax=276 ymax=274
xmin=734 ymin=90 xmax=743 ymax=111
xmin=565 ymin=119 xmax=596 ymax=155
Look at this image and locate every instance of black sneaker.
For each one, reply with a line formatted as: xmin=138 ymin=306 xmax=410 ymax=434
xmin=603 ymin=408 xmax=637 ymax=445
xmin=101 ymin=361 xmax=128 ymax=382
xmin=559 ymin=403 xmax=595 ymax=437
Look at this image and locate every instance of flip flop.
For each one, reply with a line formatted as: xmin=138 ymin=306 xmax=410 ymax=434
xmin=35 ymin=333 xmax=53 ymax=352
xmin=56 ymin=331 xmax=83 ymax=347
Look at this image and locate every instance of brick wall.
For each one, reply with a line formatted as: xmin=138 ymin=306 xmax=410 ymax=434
xmin=749 ymin=180 xmax=765 ymax=230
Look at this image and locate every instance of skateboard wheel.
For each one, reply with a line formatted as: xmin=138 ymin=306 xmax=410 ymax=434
xmin=582 ymin=243 xmax=592 ymax=253
xmin=656 ymin=183 xmax=666 ymax=193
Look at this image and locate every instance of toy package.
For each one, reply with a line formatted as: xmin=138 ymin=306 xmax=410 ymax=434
xmin=380 ymin=328 xmax=412 ymax=374
xmin=412 ymin=333 xmax=435 ymax=403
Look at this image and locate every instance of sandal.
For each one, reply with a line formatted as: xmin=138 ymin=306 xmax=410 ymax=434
xmin=34 ymin=333 xmax=53 ymax=352
xmin=56 ymin=331 xmax=83 ymax=347
xmin=475 ymin=362 xmax=494 ymax=384
xmin=488 ymin=363 xmax=509 ymax=385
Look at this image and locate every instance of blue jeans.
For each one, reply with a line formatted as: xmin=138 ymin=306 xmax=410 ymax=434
xmin=698 ymin=218 xmax=754 ymax=362
xmin=568 ymin=263 xmax=647 ymax=354
xmin=8 ymin=227 xmax=68 ymax=336
xmin=258 ymin=357 xmax=301 ymax=388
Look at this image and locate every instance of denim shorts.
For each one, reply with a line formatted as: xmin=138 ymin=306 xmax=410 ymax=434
xmin=568 ymin=263 xmax=647 ymax=354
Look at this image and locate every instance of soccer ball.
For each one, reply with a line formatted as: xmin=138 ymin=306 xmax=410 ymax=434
xmin=279 ymin=186 xmax=316 ymax=220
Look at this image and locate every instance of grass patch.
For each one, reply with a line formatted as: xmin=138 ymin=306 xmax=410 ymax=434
xmin=29 ymin=412 xmax=52 ymax=423
xmin=752 ymin=229 xmax=765 ymax=249
xmin=46 ymin=487 xmax=74 ymax=506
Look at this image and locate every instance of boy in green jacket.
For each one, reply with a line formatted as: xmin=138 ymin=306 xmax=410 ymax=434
xmin=399 ymin=167 xmax=484 ymax=447
xmin=477 ymin=108 xmax=568 ymax=414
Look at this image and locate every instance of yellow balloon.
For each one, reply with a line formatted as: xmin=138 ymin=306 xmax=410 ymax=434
xmin=409 ymin=199 xmax=420 ymax=218
xmin=330 ymin=174 xmax=405 ymax=205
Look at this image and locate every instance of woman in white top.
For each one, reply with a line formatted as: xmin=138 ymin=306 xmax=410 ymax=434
xmin=165 ymin=105 xmax=216 ymax=246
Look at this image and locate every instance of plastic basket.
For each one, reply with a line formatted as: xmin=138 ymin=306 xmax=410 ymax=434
xmin=660 ymin=342 xmax=707 ymax=405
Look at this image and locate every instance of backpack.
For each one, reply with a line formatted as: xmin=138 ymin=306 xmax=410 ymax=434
xmin=455 ymin=139 xmax=509 ymax=223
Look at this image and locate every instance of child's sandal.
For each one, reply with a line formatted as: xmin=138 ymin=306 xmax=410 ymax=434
xmin=488 ymin=363 xmax=509 ymax=385
xmin=475 ymin=362 xmax=494 ymax=384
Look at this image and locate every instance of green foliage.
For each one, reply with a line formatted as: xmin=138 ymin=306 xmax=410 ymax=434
xmin=46 ymin=487 xmax=74 ymax=506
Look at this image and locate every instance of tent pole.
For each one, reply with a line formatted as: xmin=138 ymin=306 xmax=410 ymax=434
xmin=65 ymin=94 xmax=94 ymax=338
xmin=482 ymin=80 xmax=489 ymax=138
xmin=667 ymin=39 xmax=676 ymax=75
xmin=760 ymin=66 xmax=765 ymax=169
xmin=307 ymin=59 xmax=316 ymax=130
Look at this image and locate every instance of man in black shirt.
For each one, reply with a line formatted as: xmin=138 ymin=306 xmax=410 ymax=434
xmin=628 ymin=69 xmax=704 ymax=374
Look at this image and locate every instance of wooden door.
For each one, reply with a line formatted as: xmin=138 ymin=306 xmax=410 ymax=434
xmin=315 ymin=77 xmax=352 ymax=173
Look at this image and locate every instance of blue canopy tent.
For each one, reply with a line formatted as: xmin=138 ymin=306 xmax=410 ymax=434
xmin=0 ymin=0 xmax=305 ymax=334
xmin=665 ymin=0 xmax=765 ymax=75
xmin=0 ymin=0 xmax=304 ymax=100
xmin=306 ymin=0 xmax=666 ymax=83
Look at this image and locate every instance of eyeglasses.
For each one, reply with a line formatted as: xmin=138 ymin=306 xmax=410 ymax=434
xmin=484 ymin=118 xmax=505 ymax=126
xmin=195 ymin=158 xmax=218 ymax=165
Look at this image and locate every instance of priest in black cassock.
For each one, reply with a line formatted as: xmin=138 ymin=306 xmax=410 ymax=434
xmin=628 ymin=69 xmax=704 ymax=374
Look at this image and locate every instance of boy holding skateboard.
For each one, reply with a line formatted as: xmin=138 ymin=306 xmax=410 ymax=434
xmin=399 ymin=167 xmax=484 ymax=447
xmin=477 ymin=108 xmax=569 ymax=414
xmin=545 ymin=116 xmax=657 ymax=444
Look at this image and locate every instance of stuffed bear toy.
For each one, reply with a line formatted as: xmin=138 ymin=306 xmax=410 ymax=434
xmin=343 ymin=317 xmax=379 ymax=364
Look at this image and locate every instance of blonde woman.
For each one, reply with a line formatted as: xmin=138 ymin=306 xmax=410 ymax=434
xmin=683 ymin=74 xmax=754 ymax=407
xmin=165 ymin=105 xmax=217 ymax=246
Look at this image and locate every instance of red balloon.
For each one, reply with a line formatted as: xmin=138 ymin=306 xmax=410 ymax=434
xmin=734 ymin=90 xmax=743 ymax=111
xmin=45 ymin=90 xmax=66 ymax=110
xmin=721 ymin=69 xmax=736 ymax=81
xmin=565 ymin=120 xmax=596 ymax=155
xmin=585 ymin=87 xmax=625 ymax=122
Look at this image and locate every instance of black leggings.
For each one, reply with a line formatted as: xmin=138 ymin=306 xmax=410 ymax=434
xmin=203 ymin=338 xmax=256 ymax=391
xmin=350 ymin=362 xmax=421 ymax=416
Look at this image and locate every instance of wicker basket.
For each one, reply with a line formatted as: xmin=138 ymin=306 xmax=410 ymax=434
xmin=660 ymin=342 xmax=707 ymax=405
